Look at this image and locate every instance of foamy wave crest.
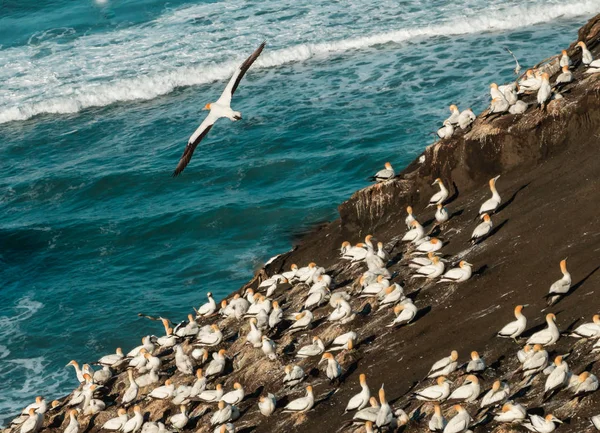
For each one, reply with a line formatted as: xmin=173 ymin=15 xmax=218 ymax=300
xmin=0 ymin=0 xmax=596 ymax=124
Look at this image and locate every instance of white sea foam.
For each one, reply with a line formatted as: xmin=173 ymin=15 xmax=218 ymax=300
xmin=0 ymin=0 xmax=595 ymax=124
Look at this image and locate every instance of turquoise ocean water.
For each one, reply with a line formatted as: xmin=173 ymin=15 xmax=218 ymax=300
xmin=0 ymin=0 xmax=597 ymax=424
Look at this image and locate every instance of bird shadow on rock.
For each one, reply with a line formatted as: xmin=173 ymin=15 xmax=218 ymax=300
xmin=311 ymin=316 xmax=329 ymax=329
xmin=358 ymin=334 xmax=378 ymax=346
xmin=81 ymin=414 xmax=99 ymax=433
xmin=237 ymin=427 xmax=257 ymax=433
xmin=357 ymin=302 xmax=372 ymax=316
xmin=247 ymin=386 xmax=264 ymax=400
xmin=339 ymin=361 xmax=359 ymax=383
xmin=488 ymin=219 xmax=509 ymax=239
xmin=307 ymin=367 xmax=320 ymax=378
xmin=496 ymin=182 xmax=530 ymax=213
xmin=488 ymin=355 xmax=506 ymax=370
xmin=315 ymin=388 xmax=338 ymax=407
xmin=407 ymin=288 xmax=422 ymax=301
xmin=473 ymin=264 xmax=489 ymax=276
xmin=446 ymin=182 xmax=460 ymax=206
xmin=566 ymin=265 xmax=600 ymax=298
xmin=449 ymin=208 xmax=465 ymax=219
xmin=413 ymin=306 xmax=432 ymax=322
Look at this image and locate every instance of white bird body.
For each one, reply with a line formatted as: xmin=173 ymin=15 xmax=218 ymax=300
xmin=197 ymin=385 xmax=224 ymax=403
xmin=466 ymin=352 xmax=486 ymax=373
xmin=415 ymin=377 xmax=452 ymax=401
xmin=547 ymin=259 xmax=571 ymax=305
xmin=479 ymin=176 xmax=501 ymax=215
xmin=346 ymin=374 xmax=370 ymax=412
xmin=405 ymin=207 xmax=416 ymax=229
xmin=537 ymin=73 xmax=552 ymax=108
xmin=20 ymin=411 xmax=43 ymax=433
xmin=429 ymin=404 xmax=447 ymax=431
xmin=494 ymin=403 xmax=527 ymax=423
xmin=498 ymin=305 xmax=527 ymax=339
xmin=438 ymin=262 xmax=472 ymax=283
xmin=509 ymin=100 xmax=528 ymax=114
xmin=415 ymin=238 xmax=443 ymax=254
xmin=458 ymin=109 xmax=476 ymax=129
xmin=174 ymin=345 xmax=194 ymax=375
xmin=149 ymin=381 xmax=176 ymax=400
xmin=527 ymin=314 xmax=560 ymax=346
xmin=446 ymin=105 xmax=460 ymax=125
xmin=378 ymin=284 xmax=405 ymax=309
xmin=443 ymin=406 xmax=471 ymax=433
xmin=297 ymin=337 xmax=325 ymax=358
xmin=196 ymin=293 xmax=217 ymax=317
xmin=522 ymin=346 xmax=549 ymax=377
xmin=524 ymin=414 xmax=562 ymax=433
xmin=102 ymin=409 xmax=128 ymax=431
xmin=488 ymin=97 xmax=509 ymax=115
xmin=246 ymin=319 xmax=263 ymax=348
xmin=261 ymin=336 xmax=277 ymax=360
xmin=555 ymin=66 xmax=573 ymax=85
xmin=471 ymin=215 xmax=493 ymax=242
xmin=123 ymin=407 xmax=143 ymax=433
xmin=320 ymin=353 xmax=342 ymax=380
xmin=578 ymin=41 xmax=594 ymax=66
xmin=361 ymin=276 xmax=390 ymax=296
xmin=544 ymin=357 xmax=569 ymax=394
xmin=288 ymin=310 xmax=313 ymax=332
xmin=173 ymin=42 xmax=265 ymax=176
xmin=328 ymin=300 xmax=354 ymax=323
xmin=371 ymin=162 xmax=395 ymax=182
xmin=66 ymin=410 xmax=81 ymax=433
xmin=412 ymin=257 xmax=445 ymax=280
xmin=283 ymin=365 xmax=306 ymax=387
xmin=168 ymin=406 xmax=189 ymax=430
xmin=122 ymin=370 xmax=139 ymax=405
xmin=258 ymin=393 xmax=276 ymax=416
xmin=98 ymin=348 xmax=125 ymax=367
xmin=448 ymin=376 xmax=480 ymax=403
xmin=429 ymin=179 xmax=449 ymax=207
xmin=435 ymin=205 xmax=449 ymax=223
xmin=571 ymin=372 xmax=599 ymax=395
xmin=437 ymin=120 xmax=454 ymax=139
xmin=481 ymin=380 xmax=510 ymax=408
xmin=205 ymin=350 xmax=227 ymax=377
xmin=269 ymin=303 xmax=283 ymax=328
xmin=571 ymin=315 xmax=600 ymax=338
xmin=387 ymin=301 xmax=418 ymax=327
xmin=402 ymin=221 xmax=426 ymax=243
xmin=559 ymin=50 xmax=572 ymax=68
xmin=283 ymin=387 xmax=314 ymax=412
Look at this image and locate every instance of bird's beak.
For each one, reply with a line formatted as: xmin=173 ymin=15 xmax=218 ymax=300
xmin=555 ymin=420 xmax=564 ymax=424
xmin=523 ymin=304 xmax=529 ymax=307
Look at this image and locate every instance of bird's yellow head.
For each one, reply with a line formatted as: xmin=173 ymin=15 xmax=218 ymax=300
xmin=204 ymin=103 xmax=212 ymax=110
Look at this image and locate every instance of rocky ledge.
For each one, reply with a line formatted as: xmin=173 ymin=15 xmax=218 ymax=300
xmin=6 ymin=12 xmax=600 ymax=433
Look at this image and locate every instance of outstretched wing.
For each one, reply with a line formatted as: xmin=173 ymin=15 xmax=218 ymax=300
xmin=172 ymin=112 xmax=219 ymax=177
xmin=504 ymin=47 xmax=521 ymax=75
xmin=216 ymin=42 xmax=266 ymax=107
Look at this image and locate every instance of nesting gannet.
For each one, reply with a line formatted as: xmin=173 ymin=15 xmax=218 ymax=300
xmin=353 ymin=398 xmax=380 ymax=422
xmin=428 ymin=178 xmax=449 ymax=207
xmin=83 ymin=385 xmax=105 ymax=416
xmin=259 ymin=273 xmax=287 ymax=291
xmin=287 ymin=310 xmax=313 ymax=333
xmin=341 ymin=242 xmax=368 ymax=262
xmin=517 ymin=344 xmax=533 ymax=363
xmin=370 ymin=162 xmax=395 ymax=182
xmin=435 ymin=204 xmax=449 ymax=224
xmin=296 ymin=262 xmax=318 ymax=283
xmin=458 ymin=109 xmax=476 ymax=129
xmin=196 ymin=292 xmax=217 ymax=317
xmin=471 ymin=214 xmax=493 ymax=243
xmin=490 ymin=83 xmax=507 ymax=101
xmin=527 ymin=314 xmax=560 ymax=346
xmin=261 ymin=335 xmax=277 ymax=360
xmin=345 ymin=374 xmax=371 ymax=412
xmin=570 ymin=371 xmax=599 ymax=395
xmin=437 ymin=120 xmax=454 ymax=140
xmin=98 ymin=348 xmax=125 ymax=367
xmin=377 ymin=242 xmax=390 ymax=262
xmin=283 ymin=365 xmax=306 ymax=387
xmin=268 ymin=301 xmax=283 ymax=329
xmin=405 ymin=206 xmax=416 ymax=229
xmin=205 ymin=349 xmax=227 ymax=378
xmin=102 ymin=408 xmax=128 ymax=431
xmin=429 ymin=403 xmax=447 ymax=432
xmin=13 ymin=397 xmax=47 ymax=426
xmin=448 ymin=375 xmax=480 ymax=403
xmin=245 ymin=294 xmax=272 ymax=316
xmin=123 ymin=406 xmax=143 ymax=433
xmin=198 ymin=324 xmax=224 ymax=347
xmin=559 ymin=50 xmax=572 ymax=68
xmin=487 ymin=98 xmax=509 ymax=117
xmin=577 ymin=41 xmax=595 ymax=66
xmin=305 ymin=285 xmax=330 ymax=310
xmin=210 ymin=401 xmax=235 ymax=426
xmin=415 ymin=238 xmax=443 ymax=254
xmin=320 ymin=353 xmax=342 ymax=381
xmin=157 ymin=320 xmax=177 ymax=348
xmin=479 ymin=176 xmax=500 ymax=215
xmin=229 ymin=294 xmax=250 ymax=318
xmin=415 ymin=377 xmax=452 ymax=401
xmin=141 ymin=422 xmax=169 ymax=433
xmin=544 ymin=356 xmax=569 ymax=398
xmin=139 ymin=352 xmax=161 ymax=374
xmin=443 ymin=405 xmax=471 ymax=433
xmin=387 ymin=301 xmax=418 ymax=327
xmin=283 ymin=386 xmax=314 ymax=413
xmin=466 ymin=351 xmax=485 ymax=373
xmin=173 ymin=369 xmax=206 ymax=404
xmin=360 ymin=275 xmax=389 ymax=296
xmin=501 ymin=82 xmax=518 ymax=105
xmin=197 ymin=384 xmax=224 ymax=403
xmin=245 ymin=318 xmax=263 ymax=348
xmin=258 ymin=393 xmax=276 ymax=416
xmin=328 ymin=299 xmax=354 ymax=323
xmin=537 ymin=73 xmax=552 ymax=109
xmin=20 ymin=408 xmax=43 ymax=433
xmin=438 ymin=261 xmax=472 ymax=283
xmin=403 ymin=220 xmax=426 ymax=244
xmin=523 ymin=414 xmax=563 ymax=433
xmin=149 ymin=379 xmax=176 ymax=400
xmin=378 ymin=284 xmax=405 ymax=310
xmin=122 ymin=369 xmax=139 ymax=405
xmin=546 ymin=259 xmax=571 ymax=306
xmin=555 ymin=66 xmax=573 ymax=87
xmin=522 ymin=344 xmax=549 ymax=377
xmin=411 ymin=256 xmax=444 ymax=280
xmin=375 ymin=386 xmax=393 ymax=428
xmin=63 ymin=410 xmax=79 ymax=433
xmin=570 ymin=314 xmax=600 ymax=338
xmin=494 ymin=402 xmax=527 ymax=423
xmin=173 ymin=344 xmax=193 ymax=375
xmin=519 ymin=70 xmax=542 ymax=93
xmin=66 ymin=361 xmax=85 ymax=383
xmin=446 ymin=105 xmax=460 ymax=125
xmin=297 ymin=336 xmax=325 ymax=358
xmin=428 ymin=351 xmax=459 ymax=378
xmin=497 ymin=305 xmax=527 ymax=341
xmin=173 ymin=42 xmax=265 ymax=176
xmin=329 ymin=331 xmax=358 ymax=351
xmin=168 ymin=405 xmax=189 ymax=430
xmin=509 ymin=100 xmax=528 ymax=115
